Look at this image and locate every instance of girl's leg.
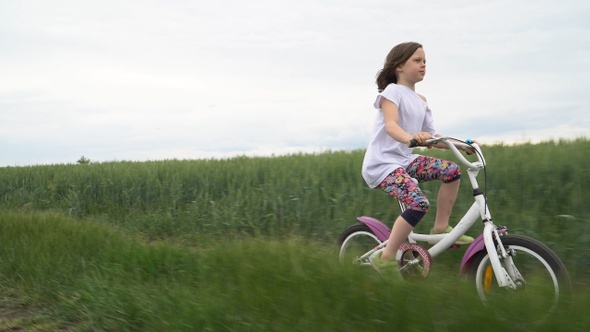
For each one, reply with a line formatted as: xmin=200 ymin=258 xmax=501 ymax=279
xmin=378 ymin=168 xmax=429 ymax=262
xmin=433 ymin=179 xmax=460 ymax=232
xmin=381 ymin=215 xmax=414 ymax=261
xmin=407 ymin=156 xmax=461 ymax=233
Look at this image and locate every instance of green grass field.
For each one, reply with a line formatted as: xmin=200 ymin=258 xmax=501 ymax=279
xmin=0 ymin=139 xmax=588 ymax=331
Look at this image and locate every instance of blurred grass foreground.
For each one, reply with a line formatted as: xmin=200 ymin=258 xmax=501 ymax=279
xmin=0 ymin=138 xmax=588 ymax=331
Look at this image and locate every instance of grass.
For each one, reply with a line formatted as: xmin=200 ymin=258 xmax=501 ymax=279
xmin=0 ymin=140 xmax=588 ymax=241
xmin=0 ymin=139 xmax=588 ymax=330
xmin=0 ymin=212 xmax=589 ymax=331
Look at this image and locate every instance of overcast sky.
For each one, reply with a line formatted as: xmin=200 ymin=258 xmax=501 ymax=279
xmin=1 ymin=0 xmax=588 ymax=166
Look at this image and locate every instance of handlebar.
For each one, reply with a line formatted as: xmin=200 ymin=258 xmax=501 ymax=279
xmin=407 ymin=137 xmax=485 ymax=170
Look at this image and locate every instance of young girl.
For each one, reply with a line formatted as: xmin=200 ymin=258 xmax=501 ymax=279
xmin=361 ymin=42 xmax=474 ymax=273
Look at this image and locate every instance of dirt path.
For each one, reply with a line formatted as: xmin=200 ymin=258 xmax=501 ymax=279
xmin=0 ymin=301 xmax=39 ymax=331
xmin=0 ymin=299 xmax=74 ymax=331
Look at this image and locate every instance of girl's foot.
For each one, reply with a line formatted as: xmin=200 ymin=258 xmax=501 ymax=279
xmin=430 ymin=226 xmax=474 ymax=245
xmin=369 ymin=251 xmax=403 ymax=281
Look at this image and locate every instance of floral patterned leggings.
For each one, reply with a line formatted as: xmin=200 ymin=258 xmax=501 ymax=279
xmin=378 ymin=156 xmax=461 ymax=226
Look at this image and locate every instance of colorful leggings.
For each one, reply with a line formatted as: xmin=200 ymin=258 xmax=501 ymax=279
xmin=378 ymin=156 xmax=461 ymax=227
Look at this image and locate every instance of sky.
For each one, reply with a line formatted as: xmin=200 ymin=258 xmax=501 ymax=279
xmin=1 ymin=0 xmax=588 ymax=166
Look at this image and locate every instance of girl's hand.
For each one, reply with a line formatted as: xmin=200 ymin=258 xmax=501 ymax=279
xmin=460 ymin=139 xmax=480 ymax=155
xmin=411 ymin=132 xmax=434 ymax=146
xmin=461 ymin=146 xmax=476 ymax=155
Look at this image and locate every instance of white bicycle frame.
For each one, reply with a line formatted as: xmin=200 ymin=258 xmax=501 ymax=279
xmin=387 ymin=138 xmax=517 ymax=289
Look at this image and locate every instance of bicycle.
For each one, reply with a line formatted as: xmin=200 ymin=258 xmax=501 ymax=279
xmin=338 ymin=137 xmax=571 ymax=325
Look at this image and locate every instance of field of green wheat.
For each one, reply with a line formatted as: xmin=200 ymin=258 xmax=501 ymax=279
xmin=0 ymin=139 xmax=588 ymax=331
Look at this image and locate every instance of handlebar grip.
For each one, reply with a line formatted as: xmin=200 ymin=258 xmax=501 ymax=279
xmin=407 ymin=139 xmax=419 ymax=148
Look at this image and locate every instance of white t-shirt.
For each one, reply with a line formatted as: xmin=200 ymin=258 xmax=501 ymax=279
xmin=361 ymin=84 xmax=438 ymax=188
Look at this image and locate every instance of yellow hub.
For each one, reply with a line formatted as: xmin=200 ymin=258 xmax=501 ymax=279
xmin=483 ymin=265 xmax=494 ymax=293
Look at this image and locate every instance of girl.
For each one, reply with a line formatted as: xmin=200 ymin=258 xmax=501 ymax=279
xmin=361 ymin=42 xmax=474 ymax=274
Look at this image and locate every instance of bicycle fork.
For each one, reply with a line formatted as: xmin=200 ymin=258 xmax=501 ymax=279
xmin=483 ymin=222 xmax=518 ymax=289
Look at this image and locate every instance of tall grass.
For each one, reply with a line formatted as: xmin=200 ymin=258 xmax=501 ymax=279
xmin=0 ymin=142 xmax=587 ymax=250
xmin=0 ymin=140 xmax=588 ymax=330
xmin=1 ymin=212 xmax=588 ymax=331
xmin=1 ymin=139 xmax=588 ymax=235
xmin=0 ymin=140 xmax=588 ymax=276
xmin=0 ymin=152 xmax=386 ymax=239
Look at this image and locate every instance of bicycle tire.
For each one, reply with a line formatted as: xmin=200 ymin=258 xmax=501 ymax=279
xmin=338 ymin=224 xmax=382 ymax=266
xmin=468 ymin=234 xmax=571 ymax=326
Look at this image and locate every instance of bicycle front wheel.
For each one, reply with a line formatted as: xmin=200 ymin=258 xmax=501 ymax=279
xmin=337 ymin=224 xmax=382 ymax=266
xmin=468 ymin=234 xmax=571 ymax=326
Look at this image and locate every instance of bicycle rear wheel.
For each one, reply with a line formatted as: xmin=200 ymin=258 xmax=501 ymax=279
xmin=468 ymin=234 xmax=571 ymax=326
xmin=338 ymin=224 xmax=382 ymax=266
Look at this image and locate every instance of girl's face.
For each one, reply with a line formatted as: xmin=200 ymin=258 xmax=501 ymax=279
xmin=396 ymin=48 xmax=426 ymax=85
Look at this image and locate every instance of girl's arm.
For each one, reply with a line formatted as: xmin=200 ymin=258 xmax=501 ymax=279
xmin=381 ymin=98 xmax=431 ymax=145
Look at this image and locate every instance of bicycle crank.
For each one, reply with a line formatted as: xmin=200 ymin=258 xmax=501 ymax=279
xmin=398 ymin=243 xmax=432 ymax=280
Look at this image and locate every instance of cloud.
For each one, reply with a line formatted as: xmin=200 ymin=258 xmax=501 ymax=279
xmin=0 ymin=0 xmax=588 ymax=166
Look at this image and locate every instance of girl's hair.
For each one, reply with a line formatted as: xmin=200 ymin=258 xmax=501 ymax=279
xmin=375 ymin=42 xmax=423 ymax=92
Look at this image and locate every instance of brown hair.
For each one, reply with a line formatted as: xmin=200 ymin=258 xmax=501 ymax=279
xmin=375 ymin=42 xmax=423 ymax=92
